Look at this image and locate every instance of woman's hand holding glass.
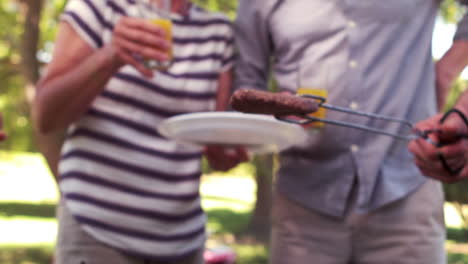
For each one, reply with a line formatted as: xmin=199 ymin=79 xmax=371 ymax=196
xmin=108 ymin=16 xmax=171 ymax=78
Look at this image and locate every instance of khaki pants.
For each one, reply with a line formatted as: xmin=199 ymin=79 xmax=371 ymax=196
xmin=55 ymin=202 xmax=204 ymax=264
xmin=270 ymin=179 xmax=446 ymax=264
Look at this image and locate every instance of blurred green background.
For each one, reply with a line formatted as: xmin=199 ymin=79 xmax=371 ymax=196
xmin=1 ymin=0 xmax=468 ymax=263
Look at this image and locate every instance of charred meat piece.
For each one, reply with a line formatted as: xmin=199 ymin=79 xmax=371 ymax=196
xmin=230 ymin=89 xmax=319 ymax=116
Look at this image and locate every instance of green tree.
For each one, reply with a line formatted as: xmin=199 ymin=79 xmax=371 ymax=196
xmin=440 ymin=0 xmax=464 ymax=24
xmin=0 ymin=0 xmax=33 ymax=151
xmin=192 ymin=0 xmax=237 ymax=18
xmin=0 ymin=0 xmax=65 ymax=152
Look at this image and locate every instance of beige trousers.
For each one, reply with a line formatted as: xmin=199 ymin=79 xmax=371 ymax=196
xmin=270 ymin=179 xmax=446 ymax=264
xmin=55 ymin=202 xmax=204 ymax=264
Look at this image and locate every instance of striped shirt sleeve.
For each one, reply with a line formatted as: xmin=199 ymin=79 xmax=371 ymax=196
xmin=60 ymin=0 xmax=108 ymax=49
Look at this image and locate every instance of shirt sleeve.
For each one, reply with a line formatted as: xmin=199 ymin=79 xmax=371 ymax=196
xmin=454 ymin=0 xmax=468 ymax=40
xmin=60 ymin=0 xmax=108 ymax=49
xmin=233 ymin=0 xmax=274 ymax=91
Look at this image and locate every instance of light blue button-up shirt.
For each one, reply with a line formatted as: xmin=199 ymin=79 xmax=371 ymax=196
xmin=234 ymin=0 xmax=468 ymax=217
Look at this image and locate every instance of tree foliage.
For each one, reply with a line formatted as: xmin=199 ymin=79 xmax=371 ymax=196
xmin=1 ymin=1 xmax=32 ymax=151
xmin=440 ymin=0 xmax=465 ymax=23
xmin=0 ymin=0 xmax=65 ymax=151
xmin=192 ymin=0 xmax=237 ymax=18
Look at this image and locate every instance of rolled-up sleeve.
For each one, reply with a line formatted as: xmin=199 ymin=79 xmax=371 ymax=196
xmin=60 ymin=0 xmax=108 ymax=49
xmin=234 ymin=0 xmax=273 ymax=91
xmin=454 ymin=0 xmax=468 ymax=40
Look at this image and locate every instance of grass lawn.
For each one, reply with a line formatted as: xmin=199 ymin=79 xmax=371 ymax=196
xmin=0 ymin=151 xmax=468 ymax=264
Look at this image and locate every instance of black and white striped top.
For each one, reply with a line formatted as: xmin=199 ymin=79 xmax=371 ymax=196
xmin=58 ymin=0 xmax=234 ymax=260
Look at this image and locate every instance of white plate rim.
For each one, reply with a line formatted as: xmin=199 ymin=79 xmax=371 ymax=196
xmin=157 ymin=112 xmax=307 ymax=153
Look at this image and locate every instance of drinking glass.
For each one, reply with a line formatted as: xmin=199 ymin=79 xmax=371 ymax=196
xmin=137 ymin=0 xmax=173 ymax=70
xmin=296 ymin=61 xmax=329 ymax=128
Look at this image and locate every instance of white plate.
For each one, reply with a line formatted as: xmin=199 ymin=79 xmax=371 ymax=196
xmin=157 ymin=112 xmax=307 ymax=153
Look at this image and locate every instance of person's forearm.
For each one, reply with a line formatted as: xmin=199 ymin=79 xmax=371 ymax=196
xmin=436 ymin=40 xmax=468 ymax=110
xmin=34 ymin=129 xmax=65 ymax=180
xmin=215 ymin=70 xmax=233 ymax=111
xmin=33 ymin=45 xmax=121 ymax=133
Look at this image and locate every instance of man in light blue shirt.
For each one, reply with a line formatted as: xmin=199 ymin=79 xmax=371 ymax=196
xmin=235 ymin=0 xmax=468 ymax=263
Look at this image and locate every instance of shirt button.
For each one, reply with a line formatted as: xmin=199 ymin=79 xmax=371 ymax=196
xmin=349 ymin=101 xmax=359 ymax=110
xmin=350 ymin=144 xmax=360 ymax=153
xmin=349 ymin=60 xmax=358 ymax=68
xmin=348 ymin=20 xmax=357 ymax=28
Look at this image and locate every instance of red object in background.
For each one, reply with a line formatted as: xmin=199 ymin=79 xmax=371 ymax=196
xmin=204 ymin=246 xmax=236 ymax=264
xmin=0 ymin=113 xmax=6 ymax=142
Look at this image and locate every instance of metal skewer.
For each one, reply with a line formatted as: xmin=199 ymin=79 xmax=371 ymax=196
xmin=276 ymin=94 xmax=421 ymax=142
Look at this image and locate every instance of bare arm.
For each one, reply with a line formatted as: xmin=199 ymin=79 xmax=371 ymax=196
xmin=436 ymin=40 xmax=468 ymax=111
xmin=33 ymin=22 xmax=118 ymax=133
xmin=215 ymin=69 xmax=234 ymax=111
xmin=33 ymin=18 xmax=170 ymax=133
xmin=205 ymin=69 xmax=249 ymax=171
xmin=34 ymin=130 xmax=65 ymax=180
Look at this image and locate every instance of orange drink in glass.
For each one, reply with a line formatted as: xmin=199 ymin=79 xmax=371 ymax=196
xmin=145 ymin=18 xmax=173 ymax=70
xmin=138 ymin=0 xmax=173 ymax=70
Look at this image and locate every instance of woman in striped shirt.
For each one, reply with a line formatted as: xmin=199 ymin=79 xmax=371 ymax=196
xmin=33 ymin=0 xmax=247 ymax=263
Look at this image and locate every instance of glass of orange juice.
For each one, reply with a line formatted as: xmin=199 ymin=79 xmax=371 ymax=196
xmin=138 ymin=0 xmax=173 ymax=70
xmin=296 ymin=63 xmax=329 ymax=128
